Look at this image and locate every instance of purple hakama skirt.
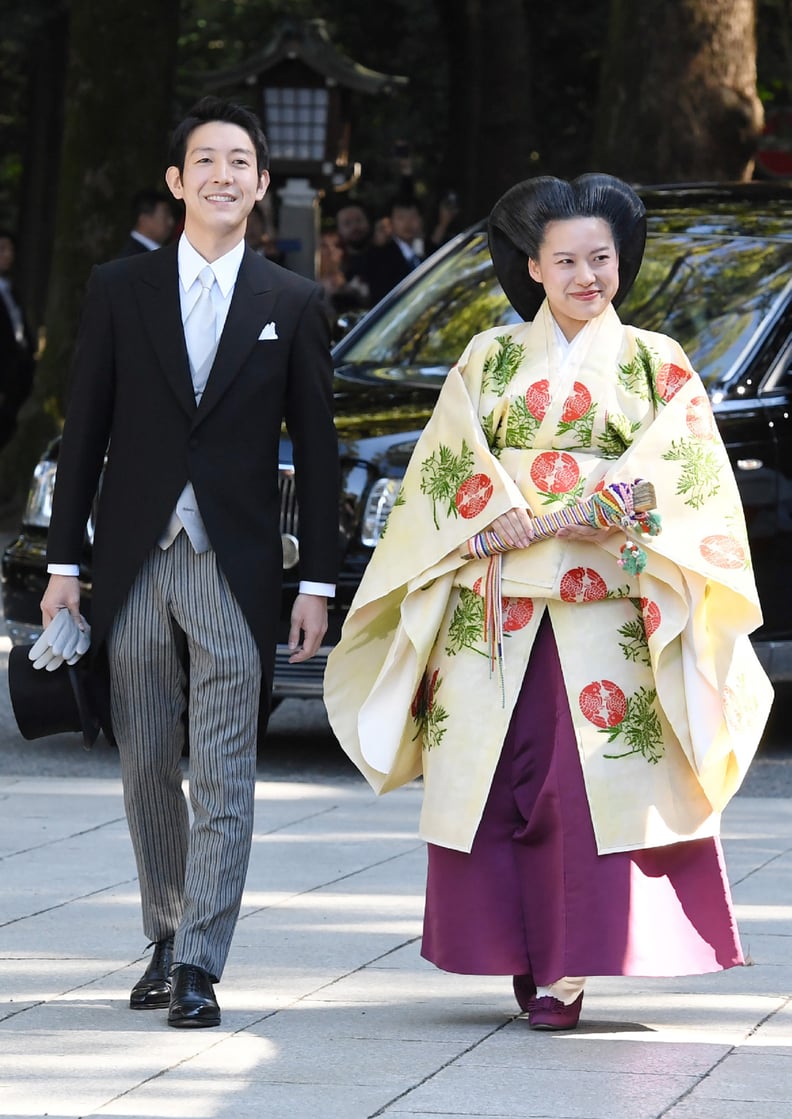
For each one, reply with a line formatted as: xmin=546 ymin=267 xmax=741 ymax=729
xmin=422 ymin=615 xmax=744 ymax=982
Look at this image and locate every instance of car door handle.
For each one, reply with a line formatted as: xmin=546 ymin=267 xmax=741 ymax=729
xmin=736 ymin=458 xmax=764 ymax=471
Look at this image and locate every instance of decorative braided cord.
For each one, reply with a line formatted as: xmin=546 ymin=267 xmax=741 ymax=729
xmin=464 ymin=479 xmax=663 ymax=694
xmin=482 ymin=553 xmax=506 ymax=702
xmin=464 ymin=480 xmax=660 ymax=560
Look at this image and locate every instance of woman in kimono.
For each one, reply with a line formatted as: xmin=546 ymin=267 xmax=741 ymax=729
xmin=324 ymin=174 xmax=772 ymax=1030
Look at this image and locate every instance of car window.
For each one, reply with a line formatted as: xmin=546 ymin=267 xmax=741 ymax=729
xmin=340 ymin=225 xmax=792 ymax=389
xmin=339 ymin=231 xmax=519 ymax=370
xmin=620 ymin=235 xmax=792 ymax=386
xmin=758 ymin=322 xmax=792 ymax=393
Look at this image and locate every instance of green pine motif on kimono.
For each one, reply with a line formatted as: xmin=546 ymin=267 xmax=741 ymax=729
xmin=662 ymin=438 xmax=722 ymax=508
xmin=618 ymin=599 xmax=652 ymax=667
xmin=482 ymin=336 xmax=526 ymax=396
xmin=598 ymin=412 xmax=642 ymax=459
xmin=419 ymin=440 xmax=475 ymax=529
xmin=446 ymin=587 xmax=487 ymax=657
xmin=601 ymin=685 xmax=664 ymax=764
xmin=617 ymin=338 xmax=657 ymax=400
xmin=503 ymin=395 xmax=541 ymax=449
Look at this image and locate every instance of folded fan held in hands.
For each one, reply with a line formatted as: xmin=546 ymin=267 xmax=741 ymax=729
xmin=29 ymin=609 xmax=91 ymax=671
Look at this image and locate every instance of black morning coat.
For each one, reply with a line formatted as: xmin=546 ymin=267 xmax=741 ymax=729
xmin=46 ymin=242 xmax=340 ymax=738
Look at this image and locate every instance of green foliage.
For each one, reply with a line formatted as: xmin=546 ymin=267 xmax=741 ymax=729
xmin=480 ymin=409 xmax=497 ymax=448
xmin=662 ymin=438 xmax=722 ymax=509
xmin=482 ymin=335 xmax=526 ymax=395
xmin=419 ymin=439 xmax=474 ymax=529
xmin=617 ymin=339 xmax=656 ymax=400
xmin=2 ymin=0 xmax=781 ymax=235
xmin=756 ymin=0 xmax=792 ymax=108
xmin=446 ymin=587 xmax=486 ymax=656
xmin=597 ymin=412 xmax=640 ymax=458
xmin=602 ymin=686 xmax=664 ymax=763
xmin=617 ymin=605 xmax=650 ymax=666
xmin=505 ymin=394 xmax=541 ymax=448
xmin=0 ymin=0 xmax=64 ymax=225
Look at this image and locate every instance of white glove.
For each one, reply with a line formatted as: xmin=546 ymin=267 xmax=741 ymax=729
xmin=29 ymin=609 xmax=91 ymax=671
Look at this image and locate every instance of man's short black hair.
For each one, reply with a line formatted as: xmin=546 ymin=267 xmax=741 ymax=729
xmin=130 ymin=189 xmax=171 ymax=221
xmin=335 ymin=201 xmax=370 ymax=219
xmin=390 ymin=197 xmax=421 ymax=217
xmin=168 ymin=96 xmax=270 ymax=175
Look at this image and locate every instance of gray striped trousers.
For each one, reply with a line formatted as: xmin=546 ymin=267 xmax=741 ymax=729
xmin=107 ymin=531 xmax=261 ymax=981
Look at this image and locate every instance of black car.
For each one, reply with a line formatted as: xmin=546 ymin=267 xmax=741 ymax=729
xmin=4 ymin=183 xmax=792 ymax=695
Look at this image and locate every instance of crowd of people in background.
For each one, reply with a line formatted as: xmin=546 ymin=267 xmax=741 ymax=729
xmin=318 ymin=185 xmax=462 ymax=323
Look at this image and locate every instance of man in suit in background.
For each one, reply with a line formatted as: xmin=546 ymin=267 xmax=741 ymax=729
xmin=40 ymin=97 xmax=339 ymax=1028
xmin=0 ymin=230 xmax=36 ymax=451
xmin=117 ymin=188 xmax=176 ymax=257
xmin=358 ymin=197 xmax=424 ymax=306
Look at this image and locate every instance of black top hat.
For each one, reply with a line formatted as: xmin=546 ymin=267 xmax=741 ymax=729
xmin=8 ymin=644 xmax=102 ymax=749
xmin=488 ymin=173 xmax=647 ymax=322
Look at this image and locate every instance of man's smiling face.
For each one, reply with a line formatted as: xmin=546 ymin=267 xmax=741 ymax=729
xmin=166 ymin=120 xmax=269 ymax=247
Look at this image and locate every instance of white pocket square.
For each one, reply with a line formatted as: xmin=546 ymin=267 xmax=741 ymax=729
xmin=258 ymin=322 xmax=278 ymax=340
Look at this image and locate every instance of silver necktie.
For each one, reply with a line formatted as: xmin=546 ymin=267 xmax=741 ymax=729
xmin=184 ymin=264 xmax=217 ymax=402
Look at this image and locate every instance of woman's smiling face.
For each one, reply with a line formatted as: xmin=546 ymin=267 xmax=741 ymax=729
xmin=527 ymin=216 xmax=620 ymax=340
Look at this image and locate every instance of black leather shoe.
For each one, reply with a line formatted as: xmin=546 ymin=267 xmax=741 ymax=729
xmin=129 ymin=937 xmax=174 ymax=1010
xmin=167 ymin=963 xmax=221 ymax=1028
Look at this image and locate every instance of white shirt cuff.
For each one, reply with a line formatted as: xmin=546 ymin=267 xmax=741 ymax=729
xmin=47 ymin=568 xmax=333 ymax=596
xmin=299 ymin=581 xmax=335 ymax=598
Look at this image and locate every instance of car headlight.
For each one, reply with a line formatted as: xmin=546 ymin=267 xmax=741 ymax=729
xmin=360 ymin=478 xmax=401 ymax=547
xmin=23 ymin=460 xmax=57 ymax=528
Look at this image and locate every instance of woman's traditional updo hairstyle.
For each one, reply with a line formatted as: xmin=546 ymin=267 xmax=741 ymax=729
xmin=488 ymin=173 xmax=647 ymax=321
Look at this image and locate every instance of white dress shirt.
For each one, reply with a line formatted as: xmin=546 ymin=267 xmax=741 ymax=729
xmin=394 ymin=237 xmax=421 ymax=269
xmin=49 ymin=233 xmax=334 ymax=598
xmin=129 ymin=230 xmax=161 ymax=252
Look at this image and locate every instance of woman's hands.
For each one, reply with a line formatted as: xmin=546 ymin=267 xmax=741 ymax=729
xmin=555 ymin=523 xmax=618 ymax=541
xmin=484 ymin=509 xmax=619 ymax=549
xmin=485 ymin=507 xmax=536 ymax=549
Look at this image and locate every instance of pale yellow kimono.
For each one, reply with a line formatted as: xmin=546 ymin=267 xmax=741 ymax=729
xmin=324 ymin=302 xmax=773 ymax=854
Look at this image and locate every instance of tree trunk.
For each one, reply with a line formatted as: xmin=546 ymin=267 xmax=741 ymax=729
xmin=435 ymin=0 xmax=535 ymax=225
xmin=593 ymin=0 xmax=763 ymax=183
xmin=0 ymin=0 xmax=180 ymax=506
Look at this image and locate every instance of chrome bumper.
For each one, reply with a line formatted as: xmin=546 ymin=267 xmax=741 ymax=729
xmin=272 ymin=644 xmax=331 ymax=697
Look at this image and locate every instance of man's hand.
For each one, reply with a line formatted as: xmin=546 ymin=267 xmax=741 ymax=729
xmin=40 ymin=574 xmax=82 ymax=628
xmin=34 ymin=575 xmax=89 ymax=671
xmin=29 ymin=609 xmax=91 ymax=670
xmin=486 ymin=507 xmax=536 ymax=550
xmin=287 ymin=593 xmax=328 ymax=663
